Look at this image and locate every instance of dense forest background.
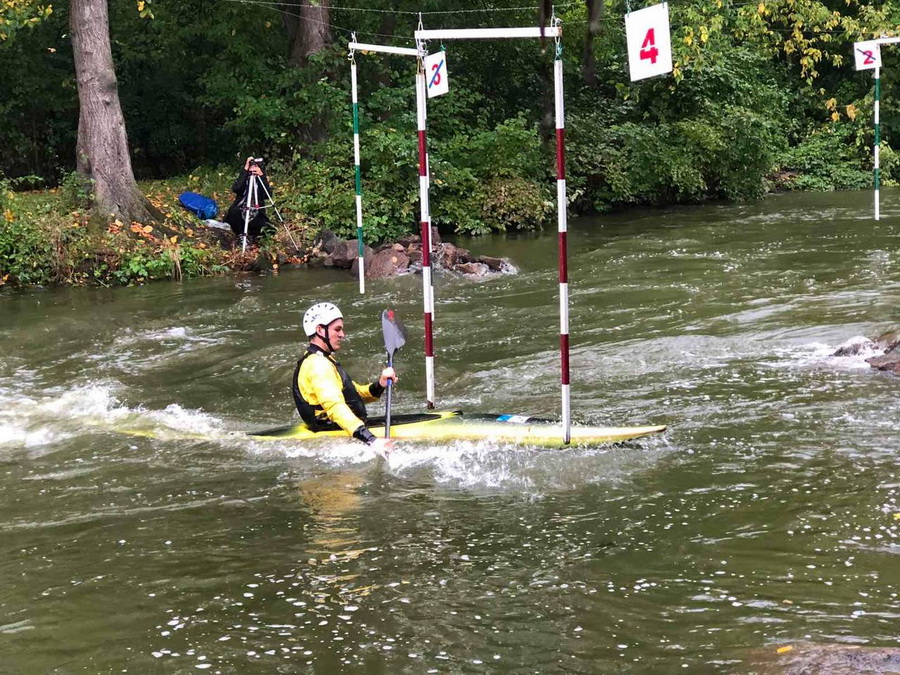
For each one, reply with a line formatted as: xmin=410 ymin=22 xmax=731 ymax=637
xmin=2 ymin=0 xmax=900 ymax=244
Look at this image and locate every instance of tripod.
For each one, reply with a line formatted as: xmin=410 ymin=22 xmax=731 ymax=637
xmin=240 ymin=172 xmax=298 ymax=253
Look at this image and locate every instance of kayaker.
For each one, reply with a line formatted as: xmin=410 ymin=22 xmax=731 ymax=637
xmin=293 ymin=302 xmax=397 ymax=451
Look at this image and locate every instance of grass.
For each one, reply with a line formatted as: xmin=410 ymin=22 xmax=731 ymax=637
xmin=0 ymin=168 xmax=313 ymax=288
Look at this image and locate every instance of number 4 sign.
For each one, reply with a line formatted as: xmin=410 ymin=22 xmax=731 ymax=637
xmin=424 ymin=50 xmax=449 ymax=98
xmin=625 ymin=3 xmax=673 ymax=82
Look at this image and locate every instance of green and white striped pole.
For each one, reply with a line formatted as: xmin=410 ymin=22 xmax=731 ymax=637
xmin=349 ymin=41 xmax=365 ymax=292
xmin=875 ymin=65 xmax=881 ymax=221
xmin=347 ymin=39 xmax=420 ymax=294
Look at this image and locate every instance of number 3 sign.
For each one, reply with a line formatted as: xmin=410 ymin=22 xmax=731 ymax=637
xmin=424 ymin=50 xmax=449 ymax=98
xmin=625 ymin=2 xmax=673 ymax=82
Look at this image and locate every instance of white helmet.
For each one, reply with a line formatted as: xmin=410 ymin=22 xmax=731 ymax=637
xmin=303 ymin=302 xmax=343 ymax=337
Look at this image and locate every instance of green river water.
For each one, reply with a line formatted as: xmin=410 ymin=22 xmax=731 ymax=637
xmin=2 ymin=189 xmax=899 ymax=673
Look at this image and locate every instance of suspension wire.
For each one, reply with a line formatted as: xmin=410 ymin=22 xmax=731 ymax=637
xmin=225 ymin=0 xmax=581 ymax=15
xmin=227 ymin=0 xmax=876 ymax=44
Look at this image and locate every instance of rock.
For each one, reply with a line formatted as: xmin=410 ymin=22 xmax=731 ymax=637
xmin=329 ymin=240 xmax=358 ymax=268
xmin=746 ymin=642 xmax=900 ymax=674
xmin=349 ymin=246 xmax=374 ymax=278
xmin=866 ymin=351 xmax=900 ymax=374
xmin=366 ymin=248 xmax=410 ymax=279
xmin=407 ymin=248 xmax=423 ymax=268
xmin=832 ymin=336 xmax=875 ymax=357
xmin=874 ymin=329 xmax=900 ymax=353
xmin=313 ymin=229 xmax=340 ymax=255
xmin=436 ymin=242 xmax=466 ymax=269
xmin=477 ymin=255 xmax=506 ymax=273
xmin=455 ymin=262 xmax=489 ymax=277
xmin=397 ymin=234 xmax=421 ymax=248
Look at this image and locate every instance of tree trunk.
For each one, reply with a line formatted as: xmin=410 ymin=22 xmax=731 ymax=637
xmin=70 ymin=0 xmax=154 ymax=223
xmin=582 ymin=0 xmax=605 ymax=87
xmin=284 ymin=0 xmax=331 ymax=68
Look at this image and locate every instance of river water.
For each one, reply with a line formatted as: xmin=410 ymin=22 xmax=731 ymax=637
xmin=1 ymin=189 xmax=899 ymax=673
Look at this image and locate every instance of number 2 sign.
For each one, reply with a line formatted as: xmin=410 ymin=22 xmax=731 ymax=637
xmin=625 ymin=3 xmax=673 ymax=82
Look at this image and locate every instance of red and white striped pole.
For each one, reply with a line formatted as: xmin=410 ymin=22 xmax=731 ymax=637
xmin=416 ymin=39 xmax=436 ymax=409
xmin=553 ymin=27 xmax=571 ymax=444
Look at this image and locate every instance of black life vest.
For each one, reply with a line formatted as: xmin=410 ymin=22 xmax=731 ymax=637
xmin=292 ymin=345 xmax=368 ymax=432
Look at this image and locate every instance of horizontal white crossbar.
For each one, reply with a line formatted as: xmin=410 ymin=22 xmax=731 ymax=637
xmin=349 ymin=42 xmax=419 ymax=56
xmin=415 ymin=27 xmax=560 ymax=41
xmin=877 ymin=37 xmax=900 ymax=46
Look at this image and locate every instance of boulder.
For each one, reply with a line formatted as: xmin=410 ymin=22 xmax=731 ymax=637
xmin=874 ymin=329 xmax=900 ymax=352
xmin=832 ymin=336 xmax=875 ymax=357
xmin=329 ymin=240 xmax=358 ymax=268
xmin=477 ymin=255 xmax=506 ymax=273
xmin=366 ymin=248 xmax=410 ymax=279
xmin=313 ymin=229 xmax=340 ymax=255
xmin=867 ymin=351 xmax=900 ymax=374
xmin=455 ymin=262 xmax=489 ymax=277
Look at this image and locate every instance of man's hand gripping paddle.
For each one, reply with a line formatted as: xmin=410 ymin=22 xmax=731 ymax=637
xmin=381 ymin=309 xmax=407 ymax=440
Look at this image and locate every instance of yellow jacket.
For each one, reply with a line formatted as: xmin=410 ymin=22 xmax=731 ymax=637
xmin=293 ymin=347 xmax=382 ymax=436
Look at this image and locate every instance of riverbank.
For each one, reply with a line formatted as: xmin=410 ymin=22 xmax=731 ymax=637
xmin=0 ymin=168 xmax=318 ymax=288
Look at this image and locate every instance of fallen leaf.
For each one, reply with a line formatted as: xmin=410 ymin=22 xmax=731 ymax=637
xmin=776 ymin=645 xmax=793 ymax=654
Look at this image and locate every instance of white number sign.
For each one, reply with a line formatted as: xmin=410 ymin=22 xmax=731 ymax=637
xmin=625 ymin=3 xmax=673 ymax=82
xmin=425 ymin=51 xmax=449 ymax=98
xmin=854 ymin=40 xmax=882 ymax=71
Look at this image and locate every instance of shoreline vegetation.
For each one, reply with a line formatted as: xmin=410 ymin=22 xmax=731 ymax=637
xmin=0 ymin=160 xmax=886 ymax=290
xmin=3 ymin=1 xmax=900 ymax=289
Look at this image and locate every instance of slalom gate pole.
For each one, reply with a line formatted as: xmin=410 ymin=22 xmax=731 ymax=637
xmin=412 ymin=21 xmax=566 ymax=435
xmin=553 ymin=24 xmax=571 ymax=445
xmin=350 ymin=44 xmax=365 ymax=293
xmin=345 ymin=39 xmax=420 ymax=292
xmin=416 ymin=40 xmax=436 ymax=409
xmin=875 ymin=65 xmax=881 ymax=221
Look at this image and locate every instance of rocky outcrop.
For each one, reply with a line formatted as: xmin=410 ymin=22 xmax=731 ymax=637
xmin=833 ymin=329 xmax=900 ymax=375
xmin=309 ymin=229 xmax=515 ymax=280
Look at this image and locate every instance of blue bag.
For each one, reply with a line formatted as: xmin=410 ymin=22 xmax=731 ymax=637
xmin=178 ymin=191 xmax=218 ymax=220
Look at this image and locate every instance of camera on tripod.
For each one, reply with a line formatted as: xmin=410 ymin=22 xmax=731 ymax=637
xmin=249 ymin=157 xmax=265 ymax=169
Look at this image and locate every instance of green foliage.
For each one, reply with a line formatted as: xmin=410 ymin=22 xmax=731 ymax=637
xmin=775 ymin=124 xmax=871 ymax=191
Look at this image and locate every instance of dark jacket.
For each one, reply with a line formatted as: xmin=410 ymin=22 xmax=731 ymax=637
xmin=224 ymin=169 xmax=272 ymax=240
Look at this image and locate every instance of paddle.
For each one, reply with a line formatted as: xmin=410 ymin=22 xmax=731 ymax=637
xmin=381 ymin=309 xmax=407 ymax=439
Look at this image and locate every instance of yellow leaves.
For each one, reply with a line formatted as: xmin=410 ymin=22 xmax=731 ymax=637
xmin=265 ymin=21 xmax=271 ymax=28
xmin=169 ymin=235 xmax=178 ymax=244
xmin=831 ymin=112 xmax=840 ymax=122
xmin=777 ymin=645 xmax=793 ymax=654
xmin=0 ymin=273 xmax=9 ymax=287
xmin=894 ymin=512 xmax=900 ymax=520
xmin=757 ymin=2 xmax=767 ymax=15
xmin=684 ymin=34 xmax=693 ymax=47
xmin=143 ymin=225 xmax=153 ymax=233
xmin=136 ymin=0 xmax=154 ymax=19
xmin=699 ymin=25 xmax=709 ymax=44
xmin=3 ymin=208 xmax=13 ymax=223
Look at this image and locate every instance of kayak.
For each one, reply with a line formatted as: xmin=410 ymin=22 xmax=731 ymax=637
xmin=249 ymin=411 xmax=666 ymax=447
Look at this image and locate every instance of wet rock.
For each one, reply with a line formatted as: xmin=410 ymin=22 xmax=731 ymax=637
xmin=477 ymin=255 xmax=506 ymax=273
xmin=832 ymin=336 xmax=875 ymax=357
xmin=307 ymin=229 xmax=513 ymax=281
xmin=874 ymin=329 xmax=900 ymax=353
xmin=746 ymin=642 xmax=900 ymax=674
xmin=455 ymin=262 xmax=489 ymax=277
xmin=867 ymin=351 xmax=900 ymax=374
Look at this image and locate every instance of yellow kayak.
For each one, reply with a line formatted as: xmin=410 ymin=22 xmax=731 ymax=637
xmin=249 ymin=411 xmax=666 ymax=447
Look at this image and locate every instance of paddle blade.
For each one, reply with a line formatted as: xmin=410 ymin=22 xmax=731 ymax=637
xmin=381 ymin=309 xmax=407 ymax=357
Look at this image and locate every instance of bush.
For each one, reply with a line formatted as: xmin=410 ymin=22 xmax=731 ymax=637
xmin=775 ymin=124 xmax=871 ymax=191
